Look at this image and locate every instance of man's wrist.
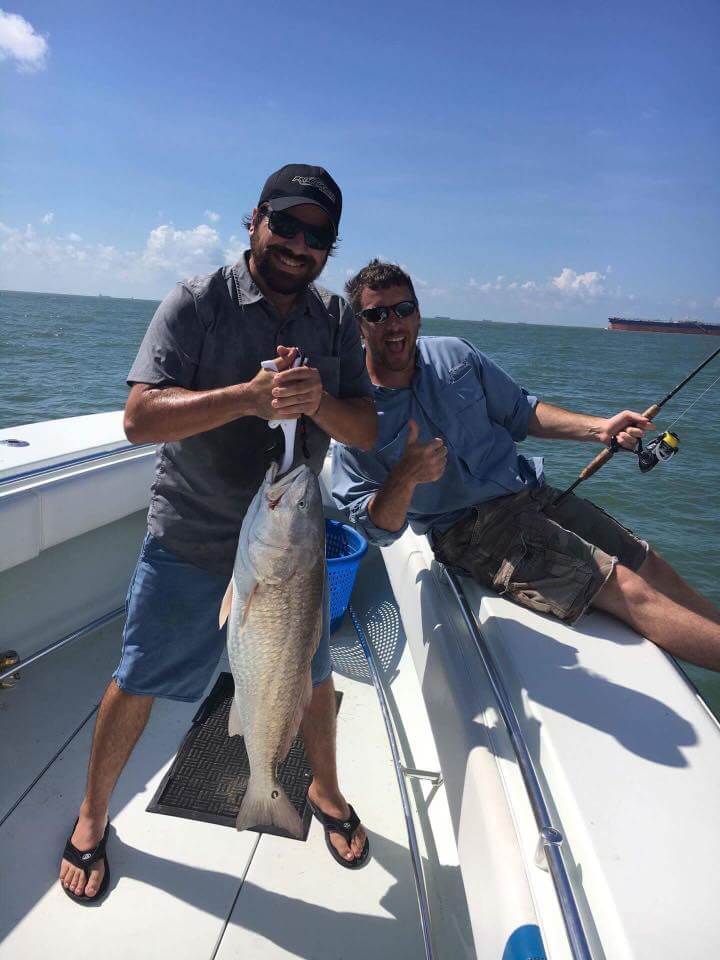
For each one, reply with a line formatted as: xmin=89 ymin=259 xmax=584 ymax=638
xmin=310 ymin=390 xmax=326 ymax=419
xmin=232 ymin=382 xmax=258 ymax=418
xmin=389 ymin=460 xmax=417 ymax=492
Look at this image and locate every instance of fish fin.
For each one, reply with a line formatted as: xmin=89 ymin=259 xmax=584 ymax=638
xmin=236 ymin=776 xmax=303 ymax=839
xmin=241 ymin=583 xmax=258 ymax=627
xmin=219 ymin=580 xmax=233 ymax=628
xmin=278 ymin=672 xmax=313 ymax=763
xmin=228 ymin=697 xmax=243 ymax=737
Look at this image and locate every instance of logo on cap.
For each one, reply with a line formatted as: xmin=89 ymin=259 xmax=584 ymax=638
xmin=291 ymin=176 xmax=336 ymax=203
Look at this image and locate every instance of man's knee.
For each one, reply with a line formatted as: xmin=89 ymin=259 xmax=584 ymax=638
xmin=607 ymin=562 xmax=658 ymax=608
xmin=105 ymin=678 xmax=155 ymax=713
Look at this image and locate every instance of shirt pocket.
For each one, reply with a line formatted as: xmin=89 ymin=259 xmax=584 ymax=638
xmin=307 ymin=354 xmax=340 ymax=396
xmin=442 ymin=366 xmax=485 ymax=413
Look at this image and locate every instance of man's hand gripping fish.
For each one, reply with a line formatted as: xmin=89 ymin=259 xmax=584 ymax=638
xmin=219 ymin=461 xmax=325 ymax=838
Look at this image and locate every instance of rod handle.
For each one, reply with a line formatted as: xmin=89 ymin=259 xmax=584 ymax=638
xmin=578 ymin=447 xmax=614 ymax=481
xmin=579 ymin=403 xmax=661 ymax=481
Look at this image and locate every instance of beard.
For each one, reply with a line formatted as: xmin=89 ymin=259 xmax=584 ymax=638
xmin=249 ymin=233 xmax=326 ymax=295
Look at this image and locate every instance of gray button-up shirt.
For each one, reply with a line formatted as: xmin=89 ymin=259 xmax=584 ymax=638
xmin=332 ymin=335 xmax=542 ymax=546
xmin=128 ymin=253 xmax=372 ymax=574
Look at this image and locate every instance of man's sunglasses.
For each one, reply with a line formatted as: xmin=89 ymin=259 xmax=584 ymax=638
xmin=264 ymin=208 xmax=335 ymax=252
xmin=357 ymin=300 xmax=418 ymax=325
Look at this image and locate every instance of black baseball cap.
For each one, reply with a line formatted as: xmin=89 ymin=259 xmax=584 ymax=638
xmin=258 ymin=164 xmax=342 ymax=236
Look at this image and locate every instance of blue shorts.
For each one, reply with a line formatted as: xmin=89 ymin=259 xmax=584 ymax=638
xmin=113 ymin=533 xmax=332 ymax=702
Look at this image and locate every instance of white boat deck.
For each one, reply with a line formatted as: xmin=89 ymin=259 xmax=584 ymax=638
xmin=7 ymin=413 xmax=718 ymax=959
xmin=0 ymin=546 xmax=473 ymax=960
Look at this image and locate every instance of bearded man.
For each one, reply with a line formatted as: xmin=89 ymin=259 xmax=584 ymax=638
xmin=60 ymin=165 xmax=375 ymax=904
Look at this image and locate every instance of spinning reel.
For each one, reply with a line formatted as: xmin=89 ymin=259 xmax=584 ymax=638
xmin=635 ymin=430 xmax=680 ymax=473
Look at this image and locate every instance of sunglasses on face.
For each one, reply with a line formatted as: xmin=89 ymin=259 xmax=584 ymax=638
xmin=264 ymin=208 xmax=335 ymax=252
xmin=357 ymin=300 xmax=418 ymax=325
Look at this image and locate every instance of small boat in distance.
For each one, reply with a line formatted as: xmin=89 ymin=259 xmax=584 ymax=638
xmin=609 ymin=316 xmax=720 ymax=335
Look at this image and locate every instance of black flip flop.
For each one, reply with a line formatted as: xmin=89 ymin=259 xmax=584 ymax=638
xmin=61 ymin=819 xmax=111 ymax=904
xmin=308 ymin=799 xmax=371 ymax=870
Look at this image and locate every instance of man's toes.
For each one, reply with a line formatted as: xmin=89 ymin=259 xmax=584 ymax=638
xmin=76 ymin=871 xmax=88 ymax=896
xmin=330 ymin=831 xmax=354 ymax=861
xmin=351 ymin=829 xmax=366 ymax=857
xmin=85 ymin=869 xmax=102 ymax=898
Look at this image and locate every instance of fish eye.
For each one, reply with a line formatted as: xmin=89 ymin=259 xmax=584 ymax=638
xmin=298 ymin=499 xmax=306 ymax=509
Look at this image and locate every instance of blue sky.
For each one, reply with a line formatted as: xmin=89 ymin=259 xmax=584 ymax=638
xmin=1 ymin=0 xmax=718 ymax=325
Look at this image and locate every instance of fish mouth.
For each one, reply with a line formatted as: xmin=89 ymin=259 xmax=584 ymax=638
xmin=265 ymin=463 xmax=307 ymax=509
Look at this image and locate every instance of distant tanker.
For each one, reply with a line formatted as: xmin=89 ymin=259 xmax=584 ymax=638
xmin=608 ymin=317 xmax=720 ymax=336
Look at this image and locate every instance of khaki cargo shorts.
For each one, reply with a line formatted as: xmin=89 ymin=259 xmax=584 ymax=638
xmin=432 ymin=485 xmax=649 ymax=624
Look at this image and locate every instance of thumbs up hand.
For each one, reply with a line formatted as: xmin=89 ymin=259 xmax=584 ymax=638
xmin=397 ymin=419 xmax=448 ymax=485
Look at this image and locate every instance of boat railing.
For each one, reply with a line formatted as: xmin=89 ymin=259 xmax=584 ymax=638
xmin=349 ymin=605 xmax=436 ymax=960
xmin=0 ymin=608 xmax=126 ymax=685
xmin=1 ymin=442 xmax=155 ymax=683
xmin=440 ymin=564 xmax=594 ymax=960
xmin=0 ymin=441 xmax=155 ymax=489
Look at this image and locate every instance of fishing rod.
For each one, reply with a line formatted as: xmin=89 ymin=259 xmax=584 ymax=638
xmin=553 ymin=343 xmax=720 ymax=507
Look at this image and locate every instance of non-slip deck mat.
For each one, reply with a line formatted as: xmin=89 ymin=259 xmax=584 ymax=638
xmin=147 ymin=672 xmax=341 ymax=841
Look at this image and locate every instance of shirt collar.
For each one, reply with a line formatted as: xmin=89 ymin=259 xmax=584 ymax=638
xmin=231 ymin=251 xmax=264 ymax=305
xmin=369 ymin=339 xmax=423 ymax=395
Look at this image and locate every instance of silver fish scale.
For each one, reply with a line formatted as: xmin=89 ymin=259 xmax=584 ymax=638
xmin=228 ymin=559 xmax=325 ymax=782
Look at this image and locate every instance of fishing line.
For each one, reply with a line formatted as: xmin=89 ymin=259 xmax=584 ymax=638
xmin=663 ymin=371 xmax=720 ymax=431
xmin=553 ymin=343 xmax=720 ymax=506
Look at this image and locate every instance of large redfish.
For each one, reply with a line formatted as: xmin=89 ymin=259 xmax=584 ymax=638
xmin=219 ymin=461 xmax=325 ymax=837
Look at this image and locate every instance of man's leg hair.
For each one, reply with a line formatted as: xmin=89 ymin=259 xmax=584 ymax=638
xmin=302 ymin=675 xmax=367 ymax=861
xmin=593 ymin=549 xmax=720 ymax=671
xmin=59 ymin=680 xmax=154 ymax=898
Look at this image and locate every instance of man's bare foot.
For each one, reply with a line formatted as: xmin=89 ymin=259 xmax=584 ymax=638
xmin=59 ymin=809 xmax=108 ymax=899
xmin=306 ymin=782 xmax=367 ymax=862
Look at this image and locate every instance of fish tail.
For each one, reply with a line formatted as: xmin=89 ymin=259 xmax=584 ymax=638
xmin=236 ymin=776 xmax=303 ymax=839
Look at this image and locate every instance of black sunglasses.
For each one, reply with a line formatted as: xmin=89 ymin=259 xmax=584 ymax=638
xmin=357 ymin=300 xmax=418 ymax=325
xmin=264 ymin=209 xmax=335 ymax=251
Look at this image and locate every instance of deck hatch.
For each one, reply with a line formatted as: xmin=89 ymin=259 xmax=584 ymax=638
xmin=147 ymin=672 xmax=341 ymax=840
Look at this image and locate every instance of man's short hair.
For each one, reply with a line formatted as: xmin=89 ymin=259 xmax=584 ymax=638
xmin=345 ymin=259 xmax=417 ymax=315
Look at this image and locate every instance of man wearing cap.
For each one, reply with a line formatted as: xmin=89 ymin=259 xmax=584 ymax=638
xmin=59 ymin=165 xmax=376 ymax=903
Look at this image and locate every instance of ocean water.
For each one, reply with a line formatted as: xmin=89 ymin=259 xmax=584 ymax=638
xmin=2 ymin=288 xmax=719 ymax=711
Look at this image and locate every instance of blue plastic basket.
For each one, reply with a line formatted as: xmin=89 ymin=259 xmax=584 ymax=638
xmin=325 ymin=519 xmax=368 ymax=632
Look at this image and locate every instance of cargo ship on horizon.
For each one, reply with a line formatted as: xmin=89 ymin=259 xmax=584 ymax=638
xmin=608 ymin=316 xmax=720 ymax=336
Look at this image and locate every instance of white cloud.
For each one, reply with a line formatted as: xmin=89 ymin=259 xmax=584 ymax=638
xmin=41 ymin=211 xmax=54 ymax=224
xmin=224 ymin=234 xmax=247 ymax=264
xmin=551 ymin=267 xmax=605 ymax=297
xmin=142 ymin=223 xmax=224 ymax=273
xmin=204 ymin=210 xmax=220 ymax=222
xmin=0 ymin=10 xmax=48 ymax=72
xmin=466 ymin=266 xmax=612 ymax=305
xmin=0 ymin=218 xmax=248 ymax=297
xmin=713 ymin=297 xmax=720 ymax=310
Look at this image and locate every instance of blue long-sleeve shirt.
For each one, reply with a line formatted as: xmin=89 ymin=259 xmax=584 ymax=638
xmin=331 ymin=335 xmax=544 ymax=546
